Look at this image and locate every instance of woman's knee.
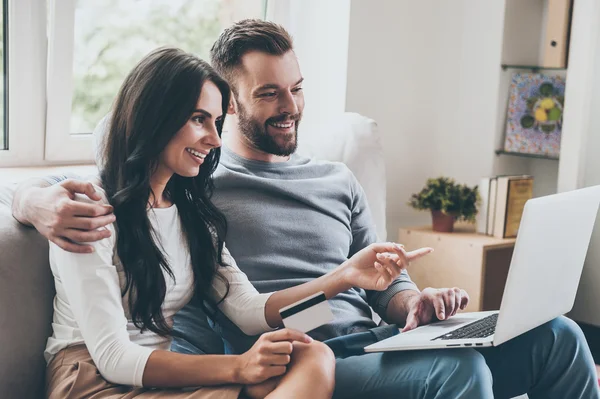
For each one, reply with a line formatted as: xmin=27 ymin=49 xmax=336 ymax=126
xmin=243 ymin=377 xmax=281 ymax=399
xmin=292 ymin=341 xmax=336 ymax=390
xmin=292 ymin=341 xmax=335 ymax=369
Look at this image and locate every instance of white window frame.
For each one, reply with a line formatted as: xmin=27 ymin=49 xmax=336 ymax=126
xmin=0 ymin=0 xmax=92 ymax=167
xmin=2 ymin=0 xmax=269 ymax=167
xmin=45 ymin=0 xmax=93 ymax=162
xmin=0 ymin=0 xmax=48 ymax=167
xmin=45 ymin=0 xmax=270 ymax=164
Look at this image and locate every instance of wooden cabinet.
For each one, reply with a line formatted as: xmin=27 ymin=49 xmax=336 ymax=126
xmin=399 ymin=225 xmax=516 ymax=312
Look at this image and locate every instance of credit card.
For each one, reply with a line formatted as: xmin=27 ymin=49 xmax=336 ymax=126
xmin=279 ymin=291 xmax=334 ymax=333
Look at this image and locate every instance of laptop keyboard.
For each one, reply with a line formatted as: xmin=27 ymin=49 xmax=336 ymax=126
xmin=432 ymin=313 xmax=499 ymax=341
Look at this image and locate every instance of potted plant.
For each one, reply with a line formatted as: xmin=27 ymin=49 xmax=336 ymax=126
xmin=408 ymin=177 xmax=480 ymax=232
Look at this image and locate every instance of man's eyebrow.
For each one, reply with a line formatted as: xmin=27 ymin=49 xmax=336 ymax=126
xmin=255 ymin=78 xmax=305 ymax=92
xmin=255 ymin=83 xmax=279 ymax=91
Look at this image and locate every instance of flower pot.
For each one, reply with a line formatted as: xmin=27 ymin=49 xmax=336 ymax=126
xmin=431 ymin=210 xmax=456 ymax=232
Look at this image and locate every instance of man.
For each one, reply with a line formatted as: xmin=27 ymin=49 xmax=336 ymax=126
xmin=12 ymin=20 xmax=599 ymax=398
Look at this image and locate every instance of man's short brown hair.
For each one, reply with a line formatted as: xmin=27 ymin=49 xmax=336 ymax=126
xmin=210 ymin=19 xmax=294 ymax=95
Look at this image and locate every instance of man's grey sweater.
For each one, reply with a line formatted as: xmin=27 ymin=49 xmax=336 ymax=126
xmin=205 ymin=147 xmax=417 ymax=350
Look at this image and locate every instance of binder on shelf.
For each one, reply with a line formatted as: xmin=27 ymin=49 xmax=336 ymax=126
xmin=476 ymin=177 xmax=495 ymax=235
xmin=492 ymin=175 xmax=534 ymax=238
xmin=541 ymin=0 xmax=572 ymax=69
xmin=476 ymin=175 xmax=534 ymax=238
xmin=487 ymin=178 xmax=498 ymax=236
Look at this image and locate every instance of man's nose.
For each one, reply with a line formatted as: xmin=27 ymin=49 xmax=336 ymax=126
xmin=278 ymin=90 xmax=299 ymax=115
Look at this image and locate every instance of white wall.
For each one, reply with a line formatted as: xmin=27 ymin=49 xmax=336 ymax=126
xmin=346 ymin=0 xmax=506 ymax=238
xmin=345 ymin=1 xmax=437 ymax=235
xmin=429 ymin=2 xmax=506 ymax=184
xmin=562 ymin=0 xmax=600 ymax=326
xmin=268 ymin=0 xmax=351 ymax=132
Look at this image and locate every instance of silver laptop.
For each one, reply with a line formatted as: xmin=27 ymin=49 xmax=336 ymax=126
xmin=365 ymin=185 xmax=600 ymax=353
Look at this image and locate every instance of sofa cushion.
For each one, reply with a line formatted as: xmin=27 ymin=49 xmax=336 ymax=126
xmin=0 ymin=182 xmax=15 ymax=208
xmin=0 ymin=184 xmax=55 ymax=399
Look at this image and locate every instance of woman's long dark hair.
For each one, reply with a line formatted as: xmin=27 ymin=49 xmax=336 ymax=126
xmin=100 ymin=47 xmax=231 ymax=337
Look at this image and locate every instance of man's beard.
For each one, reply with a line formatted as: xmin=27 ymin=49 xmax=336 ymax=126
xmin=237 ymin=102 xmax=301 ymax=157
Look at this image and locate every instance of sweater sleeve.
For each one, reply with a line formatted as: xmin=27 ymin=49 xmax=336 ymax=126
xmin=49 ymin=189 xmax=154 ymax=386
xmin=210 ymin=245 xmax=274 ymax=336
xmin=347 ymin=171 xmax=419 ymax=316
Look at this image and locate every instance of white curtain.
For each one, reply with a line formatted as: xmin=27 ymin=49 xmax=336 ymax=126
xmin=265 ymin=0 xmax=294 ymax=30
xmin=263 ymin=0 xmax=351 ymax=130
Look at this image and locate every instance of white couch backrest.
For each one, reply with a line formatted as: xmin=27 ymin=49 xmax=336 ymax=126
xmin=297 ymin=112 xmax=387 ymax=241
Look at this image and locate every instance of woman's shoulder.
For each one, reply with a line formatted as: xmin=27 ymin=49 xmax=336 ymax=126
xmin=72 ymin=180 xmax=110 ymax=206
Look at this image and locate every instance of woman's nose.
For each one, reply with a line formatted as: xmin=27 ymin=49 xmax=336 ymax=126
xmin=203 ymin=125 xmax=222 ymax=148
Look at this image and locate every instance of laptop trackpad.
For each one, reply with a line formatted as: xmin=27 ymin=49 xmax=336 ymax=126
xmin=400 ymin=313 xmax=489 ymax=340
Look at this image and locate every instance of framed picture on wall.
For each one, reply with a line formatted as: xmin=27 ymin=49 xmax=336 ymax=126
xmin=503 ymin=73 xmax=566 ymax=158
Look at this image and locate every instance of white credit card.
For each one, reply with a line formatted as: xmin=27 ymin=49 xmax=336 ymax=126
xmin=279 ymin=291 xmax=334 ymax=333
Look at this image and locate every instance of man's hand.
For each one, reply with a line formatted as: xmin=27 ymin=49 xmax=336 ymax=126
xmin=22 ymin=179 xmax=115 ymax=253
xmin=401 ymin=287 xmax=470 ymax=332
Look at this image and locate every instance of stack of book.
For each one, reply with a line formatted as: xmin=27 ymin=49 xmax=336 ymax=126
xmin=476 ymin=175 xmax=534 ymax=238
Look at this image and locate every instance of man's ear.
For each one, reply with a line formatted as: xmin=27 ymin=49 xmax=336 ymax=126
xmin=227 ymin=93 xmax=237 ymax=115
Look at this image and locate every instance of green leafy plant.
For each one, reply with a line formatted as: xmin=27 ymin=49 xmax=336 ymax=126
xmin=408 ymin=177 xmax=480 ymax=222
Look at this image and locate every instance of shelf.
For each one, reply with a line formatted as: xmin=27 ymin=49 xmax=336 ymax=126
xmin=501 ymin=64 xmax=567 ymax=72
xmin=495 ymin=149 xmax=559 ymax=160
xmin=402 ymin=225 xmax=517 ymax=249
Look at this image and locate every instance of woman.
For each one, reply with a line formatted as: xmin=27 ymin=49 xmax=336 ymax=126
xmin=45 ymin=47 xmax=431 ymax=398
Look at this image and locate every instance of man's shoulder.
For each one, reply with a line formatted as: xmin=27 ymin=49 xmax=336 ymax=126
xmin=304 ymin=157 xmax=356 ymax=180
xmin=213 ymin=162 xmax=229 ymax=180
xmin=302 ymin=156 xmax=350 ymax=171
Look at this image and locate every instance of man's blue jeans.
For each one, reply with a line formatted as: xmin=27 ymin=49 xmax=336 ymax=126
xmin=330 ymin=317 xmax=599 ymax=398
xmin=172 ymin=311 xmax=599 ymax=399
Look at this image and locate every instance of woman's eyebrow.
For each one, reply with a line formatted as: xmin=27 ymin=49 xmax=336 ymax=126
xmin=193 ymin=109 xmax=212 ymax=117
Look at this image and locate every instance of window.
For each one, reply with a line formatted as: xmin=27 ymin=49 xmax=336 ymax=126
xmin=0 ymin=0 xmax=46 ymax=167
xmin=0 ymin=0 xmax=6 ymax=151
xmin=45 ymin=0 xmax=266 ymax=162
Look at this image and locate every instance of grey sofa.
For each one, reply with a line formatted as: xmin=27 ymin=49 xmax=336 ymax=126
xmin=0 ymin=183 xmax=55 ymax=399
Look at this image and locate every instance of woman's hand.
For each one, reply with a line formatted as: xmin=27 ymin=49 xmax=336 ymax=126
xmin=234 ymin=329 xmax=313 ymax=385
xmin=341 ymin=243 xmax=433 ymax=291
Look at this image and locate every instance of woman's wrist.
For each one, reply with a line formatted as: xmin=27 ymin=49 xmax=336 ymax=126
xmin=230 ymin=355 xmax=245 ymax=384
xmin=192 ymin=354 xmax=245 ymax=385
xmin=327 ymin=264 xmax=354 ymax=297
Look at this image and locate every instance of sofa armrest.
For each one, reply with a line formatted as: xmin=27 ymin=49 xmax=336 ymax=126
xmin=0 ymin=184 xmax=55 ymax=399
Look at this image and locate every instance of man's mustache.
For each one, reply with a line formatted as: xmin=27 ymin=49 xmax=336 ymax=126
xmin=265 ymin=113 xmax=302 ymax=124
